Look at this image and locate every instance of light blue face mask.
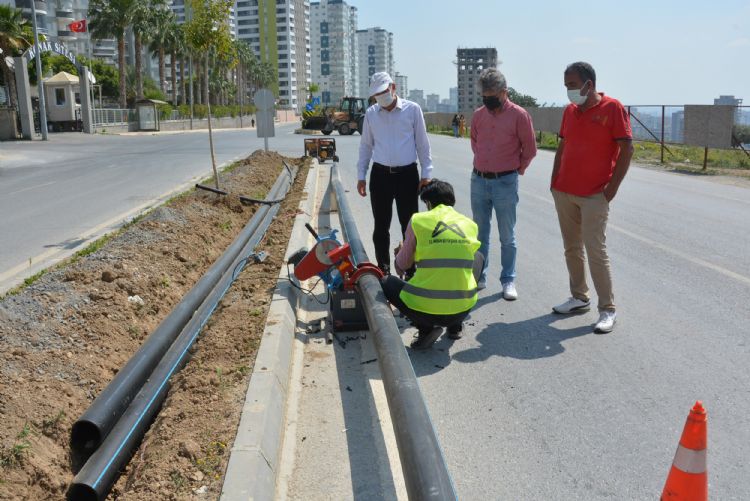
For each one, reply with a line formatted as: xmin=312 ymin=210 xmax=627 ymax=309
xmin=376 ymin=90 xmax=394 ymax=107
xmin=567 ymin=81 xmax=590 ymax=105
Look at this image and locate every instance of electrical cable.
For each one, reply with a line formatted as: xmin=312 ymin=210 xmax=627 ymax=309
xmin=227 ymin=256 xmax=330 ymax=305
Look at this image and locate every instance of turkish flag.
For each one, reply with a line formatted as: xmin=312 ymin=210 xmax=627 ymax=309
xmin=68 ymin=20 xmax=87 ymax=33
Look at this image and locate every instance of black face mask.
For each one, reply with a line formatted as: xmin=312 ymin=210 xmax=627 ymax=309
xmin=482 ymin=95 xmax=503 ymax=110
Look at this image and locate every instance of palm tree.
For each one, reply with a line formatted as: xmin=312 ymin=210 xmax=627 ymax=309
xmin=233 ymin=40 xmax=253 ymax=110
xmin=0 ymin=4 xmax=32 ymax=110
xmin=147 ymin=7 xmax=175 ymax=95
xmin=176 ymin=26 xmax=188 ymax=105
xmin=164 ymin=23 xmax=184 ymax=105
xmin=131 ymin=0 xmax=161 ymax=100
xmin=89 ymin=0 xmax=137 ymax=108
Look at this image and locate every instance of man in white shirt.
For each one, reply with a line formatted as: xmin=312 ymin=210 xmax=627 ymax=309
xmin=357 ymin=72 xmax=433 ymax=275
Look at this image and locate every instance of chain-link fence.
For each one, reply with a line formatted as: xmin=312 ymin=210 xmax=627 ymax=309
xmin=626 ymin=104 xmax=750 ymax=167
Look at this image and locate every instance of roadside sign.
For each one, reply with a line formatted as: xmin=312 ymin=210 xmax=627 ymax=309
xmin=253 ymin=89 xmax=275 ymax=147
xmin=254 ymin=89 xmax=275 ymax=111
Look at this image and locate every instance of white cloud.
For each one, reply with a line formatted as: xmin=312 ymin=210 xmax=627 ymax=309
xmin=728 ymin=38 xmax=750 ymax=47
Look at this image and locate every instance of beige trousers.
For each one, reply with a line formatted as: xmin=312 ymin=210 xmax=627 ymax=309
xmin=552 ymin=189 xmax=615 ymax=311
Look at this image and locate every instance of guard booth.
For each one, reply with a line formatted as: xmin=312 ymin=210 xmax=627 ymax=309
xmin=136 ymin=99 xmax=166 ymax=131
xmin=44 ymin=71 xmax=82 ymax=132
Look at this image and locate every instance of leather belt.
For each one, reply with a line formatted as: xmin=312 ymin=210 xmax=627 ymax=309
xmin=373 ymin=162 xmax=417 ymax=174
xmin=472 ymin=168 xmax=518 ymax=179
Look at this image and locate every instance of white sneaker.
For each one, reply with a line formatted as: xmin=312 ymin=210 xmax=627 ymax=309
xmin=502 ymin=282 xmax=518 ymax=301
xmin=552 ymin=297 xmax=591 ymax=314
xmin=594 ymin=311 xmax=617 ymax=333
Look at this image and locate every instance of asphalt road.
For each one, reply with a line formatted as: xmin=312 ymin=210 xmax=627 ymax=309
xmin=326 ymin=132 xmax=750 ymax=500
xmin=0 ymin=124 xmax=303 ymax=292
xmin=3 ymin=126 xmax=749 ymax=498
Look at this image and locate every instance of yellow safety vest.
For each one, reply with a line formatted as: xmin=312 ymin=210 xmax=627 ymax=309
xmin=399 ymin=204 xmax=480 ymax=315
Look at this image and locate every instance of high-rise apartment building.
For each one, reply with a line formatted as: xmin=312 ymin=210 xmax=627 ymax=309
xmin=310 ymin=0 xmax=358 ymax=106
xmin=407 ymin=88 xmax=425 ymax=109
xmin=356 ymin=27 xmax=393 ymax=98
xmin=2 ymin=0 xmax=116 ymax=65
xmin=425 ymin=93 xmax=439 ymax=112
xmin=236 ymin=0 xmax=311 ymax=112
xmin=449 ymin=86 xmax=458 ymax=109
xmin=394 ymin=72 xmax=407 ymax=98
xmin=456 ymin=47 xmax=497 ymax=113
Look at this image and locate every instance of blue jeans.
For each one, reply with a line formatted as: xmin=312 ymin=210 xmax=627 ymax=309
xmin=470 ymin=171 xmax=519 ymax=284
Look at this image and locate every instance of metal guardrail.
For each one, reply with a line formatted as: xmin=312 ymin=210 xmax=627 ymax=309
xmin=330 ymin=163 xmax=457 ymax=501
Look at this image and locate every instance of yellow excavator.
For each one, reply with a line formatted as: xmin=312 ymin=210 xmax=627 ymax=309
xmin=302 ymin=97 xmax=368 ymax=136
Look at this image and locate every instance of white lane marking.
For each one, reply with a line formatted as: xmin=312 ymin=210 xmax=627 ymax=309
xmin=3 ymin=180 xmax=56 ymax=197
xmin=521 ymin=189 xmax=750 ymax=287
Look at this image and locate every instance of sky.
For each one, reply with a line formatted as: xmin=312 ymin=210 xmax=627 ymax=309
xmin=353 ymin=0 xmax=750 ymax=106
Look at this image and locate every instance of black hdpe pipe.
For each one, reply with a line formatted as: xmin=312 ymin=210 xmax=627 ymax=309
xmin=330 ymin=163 xmax=457 ymax=500
xmin=68 ymin=163 xmax=298 ymax=501
xmin=70 ymin=162 xmax=295 ymax=462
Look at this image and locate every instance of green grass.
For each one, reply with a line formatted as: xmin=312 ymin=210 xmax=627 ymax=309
xmin=427 ymin=124 xmax=469 ymax=138
xmin=0 ymin=424 xmax=32 ymax=468
xmin=537 ymin=131 xmax=749 ymax=170
xmin=169 ymin=470 xmax=186 ymax=490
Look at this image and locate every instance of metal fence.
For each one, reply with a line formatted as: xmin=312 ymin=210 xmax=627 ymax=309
xmin=92 ymin=108 xmax=134 ymax=126
xmin=626 ymin=104 xmax=750 ymax=165
xmin=91 ymin=108 xmax=255 ymax=126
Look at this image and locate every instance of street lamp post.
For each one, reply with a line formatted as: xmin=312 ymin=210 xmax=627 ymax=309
xmin=30 ymin=0 xmax=48 ymax=140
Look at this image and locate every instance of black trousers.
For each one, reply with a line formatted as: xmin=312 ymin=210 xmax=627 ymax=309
xmin=369 ymin=163 xmax=419 ymax=270
xmin=381 ymin=275 xmax=470 ymax=335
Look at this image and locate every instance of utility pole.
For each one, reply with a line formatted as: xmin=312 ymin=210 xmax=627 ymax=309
xmin=30 ymin=0 xmax=48 ymax=140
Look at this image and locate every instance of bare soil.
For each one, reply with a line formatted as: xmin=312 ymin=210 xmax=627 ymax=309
xmin=0 ymin=151 xmax=310 ymax=500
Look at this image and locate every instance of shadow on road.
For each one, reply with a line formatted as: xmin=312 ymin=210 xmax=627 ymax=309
xmin=452 ymin=312 xmax=592 ymax=363
xmin=44 ymin=237 xmax=87 ymax=250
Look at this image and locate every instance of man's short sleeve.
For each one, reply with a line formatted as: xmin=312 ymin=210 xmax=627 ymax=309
xmin=559 ymin=105 xmax=571 ymax=138
xmin=611 ymin=101 xmax=632 ymax=139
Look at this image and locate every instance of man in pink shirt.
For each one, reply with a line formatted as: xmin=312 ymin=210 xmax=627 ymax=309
xmin=470 ymin=68 xmax=537 ymax=299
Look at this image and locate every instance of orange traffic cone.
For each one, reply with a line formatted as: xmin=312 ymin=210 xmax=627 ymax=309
xmin=661 ymin=401 xmax=708 ymax=500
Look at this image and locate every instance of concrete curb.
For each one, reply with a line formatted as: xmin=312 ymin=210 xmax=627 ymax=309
xmin=221 ymin=159 xmax=322 ymax=500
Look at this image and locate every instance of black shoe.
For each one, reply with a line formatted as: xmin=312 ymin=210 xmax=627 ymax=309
xmin=378 ymin=263 xmax=391 ymax=276
xmin=410 ymin=327 xmax=443 ymax=350
xmin=447 ymin=323 xmax=463 ymax=340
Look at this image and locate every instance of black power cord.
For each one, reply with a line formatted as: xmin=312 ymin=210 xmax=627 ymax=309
xmin=229 ymin=252 xmax=331 ymax=305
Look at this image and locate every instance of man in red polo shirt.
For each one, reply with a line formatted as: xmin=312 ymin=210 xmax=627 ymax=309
xmin=550 ymin=61 xmax=634 ymax=333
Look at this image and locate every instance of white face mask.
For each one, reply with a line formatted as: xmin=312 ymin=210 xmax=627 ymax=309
xmin=567 ymin=83 xmax=589 ymax=105
xmin=375 ymin=90 xmax=394 ymax=108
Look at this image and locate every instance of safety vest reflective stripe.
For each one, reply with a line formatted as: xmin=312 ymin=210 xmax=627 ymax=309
xmin=414 ymin=258 xmax=475 ymax=269
xmin=672 ymin=444 xmax=707 ymax=474
xmin=402 ymin=283 xmax=478 ymax=300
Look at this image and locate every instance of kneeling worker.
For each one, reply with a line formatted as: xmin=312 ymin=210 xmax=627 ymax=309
xmin=381 ymin=179 xmax=482 ymax=349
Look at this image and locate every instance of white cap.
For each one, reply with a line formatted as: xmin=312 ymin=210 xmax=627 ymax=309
xmin=369 ymin=72 xmax=393 ymax=97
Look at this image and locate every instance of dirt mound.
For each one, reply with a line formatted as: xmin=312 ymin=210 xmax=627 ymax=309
xmin=0 ymin=150 xmax=310 ymax=500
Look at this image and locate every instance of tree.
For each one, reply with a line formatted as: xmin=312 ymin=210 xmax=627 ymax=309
xmin=47 ymin=54 xmax=119 ymax=99
xmin=733 ymin=125 xmax=750 ymax=146
xmin=184 ymin=0 xmax=233 ymax=189
xmin=132 ymin=0 xmax=166 ymax=101
xmin=148 ymin=7 xmax=175 ymax=95
xmin=0 ymin=4 xmax=32 ymax=110
xmin=163 ymin=22 xmax=184 ymax=104
xmin=89 ymin=0 xmax=137 ymax=108
xmin=306 ymin=83 xmax=319 ymax=103
xmin=507 ymin=87 xmax=539 ymax=108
